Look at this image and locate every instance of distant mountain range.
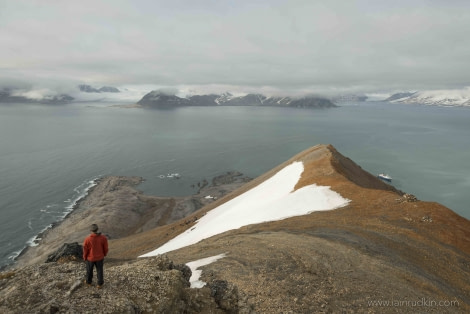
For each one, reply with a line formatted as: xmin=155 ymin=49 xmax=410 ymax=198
xmin=137 ymin=91 xmax=337 ymax=109
xmin=0 ymin=85 xmax=121 ymax=104
xmin=0 ymin=88 xmax=74 ymax=104
xmin=385 ymin=90 xmax=470 ymax=106
xmin=3 ymin=83 xmax=470 ymax=107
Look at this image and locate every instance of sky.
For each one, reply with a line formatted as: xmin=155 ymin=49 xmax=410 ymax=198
xmin=1 ymin=0 xmax=470 ymax=96
xmin=140 ymin=161 xmax=349 ymax=257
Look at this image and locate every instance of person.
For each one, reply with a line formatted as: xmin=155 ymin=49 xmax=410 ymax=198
xmin=83 ymin=224 xmax=108 ymax=288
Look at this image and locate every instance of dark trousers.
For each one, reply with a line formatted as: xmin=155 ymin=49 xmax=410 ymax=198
xmin=86 ymin=259 xmax=104 ymax=285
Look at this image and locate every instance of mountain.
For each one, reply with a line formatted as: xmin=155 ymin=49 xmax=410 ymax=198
xmin=78 ymin=84 xmax=120 ymax=93
xmin=138 ymin=90 xmax=191 ymax=108
xmin=188 ymin=94 xmax=219 ymax=106
xmin=214 ymin=92 xmax=235 ymax=104
xmin=138 ymin=90 xmax=337 ymax=109
xmin=385 ymin=89 xmax=470 ymax=106
xmin=0 ymin=88 xmax=74 ymax=104
xmin=4 ymin=144 xmax=469 ymax=313
xmin=222 ymin=93 xmax=266 ymax=106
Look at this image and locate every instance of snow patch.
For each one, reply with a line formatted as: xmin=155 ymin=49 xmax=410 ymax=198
xmin=140 ymin=161 xmax=349 ymax=257
xmin=186 ymin=253 xmax=227 ymax=288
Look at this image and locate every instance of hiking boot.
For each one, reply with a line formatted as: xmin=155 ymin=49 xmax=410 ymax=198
xmin=84 ymin=280 xmax=92 ymax=287
xmin=97 ymin=285 xmax=103 ymax=289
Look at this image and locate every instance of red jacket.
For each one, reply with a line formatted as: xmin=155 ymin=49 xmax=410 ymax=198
xmin=83 ymin=233 xmax=108 ymax=262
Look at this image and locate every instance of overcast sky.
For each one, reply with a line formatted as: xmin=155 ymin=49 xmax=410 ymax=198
xmin=1 ymin=0 xmax=470 ymax=95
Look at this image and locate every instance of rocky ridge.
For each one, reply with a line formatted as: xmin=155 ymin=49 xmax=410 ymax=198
xmin=1 ymin=144 xmax=470 ymax=313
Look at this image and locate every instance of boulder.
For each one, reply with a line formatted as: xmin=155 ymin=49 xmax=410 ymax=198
xmin=46 ymin=242 xmax=83 ymax=263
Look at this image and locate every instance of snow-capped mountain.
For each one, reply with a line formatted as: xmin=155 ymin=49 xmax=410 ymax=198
xmin=214 ymin=92 xmax=236 ymax=105
xmin=386 ymin=88 xmax=470 ymax=107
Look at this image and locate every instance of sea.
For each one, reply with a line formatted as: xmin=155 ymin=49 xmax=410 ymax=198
xmin=1 ymin=101 xmax=469 ymax=269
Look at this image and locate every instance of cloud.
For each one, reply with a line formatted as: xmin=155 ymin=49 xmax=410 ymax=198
xmin=1 ymin=0 xmax=470 ymax=95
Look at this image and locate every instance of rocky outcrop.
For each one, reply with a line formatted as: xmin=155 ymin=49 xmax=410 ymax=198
xmin=138 ymin=90 xmax=337 ymax=109
xmin=0 ymin=255 xmax=247 ymax=313
xmin=45 ymin=242 xmax=83 ymax=263
xmin=211 ymin=171 xmax=250 ymax=186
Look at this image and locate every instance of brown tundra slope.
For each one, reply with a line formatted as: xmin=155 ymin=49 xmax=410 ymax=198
xmin=2 ymin=144 xmax=469 ymax=313
xmin=109 ymin=144 xmax=470 ymax=313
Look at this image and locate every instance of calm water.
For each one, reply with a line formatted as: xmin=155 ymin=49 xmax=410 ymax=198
xmin=1 ymin=101 xmax=469 ymax=268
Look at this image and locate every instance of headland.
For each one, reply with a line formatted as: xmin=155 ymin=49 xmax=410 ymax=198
xmin=2 ymin=144 xmax=469 ymax=313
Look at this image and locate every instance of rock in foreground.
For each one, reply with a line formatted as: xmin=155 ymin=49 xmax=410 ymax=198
xmin=0 ymin=255 xmax=243 ymax=313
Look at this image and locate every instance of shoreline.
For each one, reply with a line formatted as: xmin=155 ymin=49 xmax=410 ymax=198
xmin=10 ymin=172 xmax=251 ymax=269
xmin=7 ymin=177 xmax=104 ymax=270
